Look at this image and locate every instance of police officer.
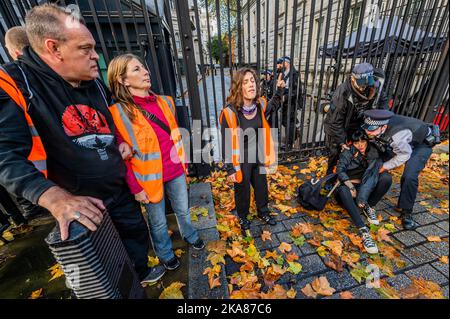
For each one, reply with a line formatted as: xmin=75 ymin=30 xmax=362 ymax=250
xmin=277 ymin=56 xmax=301 ymax=149
xmin=362 ymin=109 xmax=441 ymax=230
xmin=261 ymin=69 xmax=274 ymax=99
xmin=324 ymin=62 xmax=388 ymax=175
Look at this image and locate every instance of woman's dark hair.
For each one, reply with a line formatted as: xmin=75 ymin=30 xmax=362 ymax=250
xmin=350 ymin=130 xmax=367 ymax=143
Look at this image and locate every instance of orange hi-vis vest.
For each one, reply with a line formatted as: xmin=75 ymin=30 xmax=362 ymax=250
xmin=109 ymin=95 xmax=187 ymax=203
xmin=0 ymin=68 xmax=47 ymax=177
xmin=219 ymin=97 xmax=277 ymax=183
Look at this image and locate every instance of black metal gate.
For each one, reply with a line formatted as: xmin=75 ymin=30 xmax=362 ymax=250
xmin=1 ymin=0 xmax=448 ymax=165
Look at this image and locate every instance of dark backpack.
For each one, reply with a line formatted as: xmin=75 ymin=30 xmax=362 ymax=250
xmin=297 ymin=174 xmax=337 ymax=211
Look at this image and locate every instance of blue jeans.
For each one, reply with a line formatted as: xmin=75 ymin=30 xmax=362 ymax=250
xmin=144 ymin=174 xmax=199 ymax=263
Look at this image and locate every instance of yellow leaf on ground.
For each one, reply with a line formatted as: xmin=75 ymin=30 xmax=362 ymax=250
xmin=322 ymin=240 xmax=343 ymax=256
xmin=427 ymin=236 xmax=442 ymax=242
xmin=265 ymin=250 xmax=279 ymax=261
xmin=261 ymin=230 xmax=272 ymax=242
xmin=48 ymin=263 xmax=64 ymax=282
xmin=174 ymin=249 xmax=185 ymax=258
xmin=286 ymin=287 xmax=297 ymax=299
xmin=439 ymin=256 xmax=448 ymax=264
xmin=261 ymin=284 xmax=288 ymax=299
xmin=302 ymin=276 xmax=336 ymax=298
xmin=159 ymin=282 xmax=186 ymax=299
xmin=278 ymin=242 xmax=292 ymax=254
xmin=301 ymin=283 xmax=318 ymax=298
xmin=377 ymin=228 xmax=393 ymax=243
xmin=148 ymin=256 xmax=160 ymax=267
xmin=29 ymin=288 xmax=43 ymax=299
xmin=286 ymin=252 xmax=299 ymax=262
xmin=206 ymin=240 xmax=228 ymax=255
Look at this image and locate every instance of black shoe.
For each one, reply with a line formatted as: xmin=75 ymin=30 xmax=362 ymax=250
xmin=140 ymin=265 xmax=166 ymax=286
xmin=191 ymin=238 xmax=205 ymax=250
xmin=164 ymin=257 xmax=180 ymax=270
xmin=258 ymin=213 xmax=276 ymax=226
xmin=402 ymin=209 xmax=418 ymax=230
xmin=239 ymin=218 xmax=251 ymax=231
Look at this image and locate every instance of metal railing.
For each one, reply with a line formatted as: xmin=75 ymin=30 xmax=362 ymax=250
xmin=1 ymin=0 xmax=448 ymax=165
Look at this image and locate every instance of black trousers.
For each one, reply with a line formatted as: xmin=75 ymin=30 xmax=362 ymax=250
xmin=282 ymin=105 xmax=296 ymax=147
xmin=335 ymin=172 xmax=392 ymax=228
xmin=234 ymin=163 xmax=270 ymax=220
xmin=398 ymin=144 xmax=433 ymax=210
xmin=325 ymin=134 xmax=340 ymax=175
xmin=106 ymin=188 xmax=150 ymax=280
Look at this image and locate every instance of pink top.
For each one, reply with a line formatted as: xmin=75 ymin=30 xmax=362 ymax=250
xmin=116 ymin=94 xmax=184 ymax=194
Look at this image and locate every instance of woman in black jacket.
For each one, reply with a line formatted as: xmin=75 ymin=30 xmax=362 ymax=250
xmin=335 ymin=130 xmax=392 ymax=254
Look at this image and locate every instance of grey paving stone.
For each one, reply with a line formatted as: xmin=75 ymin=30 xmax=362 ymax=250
xmin=416 ymin=224 xmax=449 ymax=238
xmin=405 ymin=264 xmax=449 ymax=286
xmin=393 ymin=231 xmax=427 ymax=247
xmin=402 ymin=245 xmax=439 ymax=265
xmin=297 ymin=254 xmax=328 ymax=279
xmin=302 ymin=215 xmax=321 ymax=225
xmin=300 ymin=242 xmax=318 ymax=255
xmin=414 ymin=212 xmax=439 ymax=226
xmin=189 ymin=183 xmax=217 ymax=231
xmin=412 ymin=204 xmax=429 ymax=214
xmin=349 ymin=285 xmax=381 ymax=299
xmin=384 ymin=207 xmax=401 ymax=217
xmin=188 ymin=228 xmax=229 ymax=298
xmin=393 ymin=254 xmax=415 ymax=274
xmin=323 ymin=269 xmax=359 ymax=292
xmin=276 ymin=231 xmax=294 ymax=244
xmin=258 ymin=221 xmax=287 ymax=234
xmin=431 ymin=261 xmax=449 ymax=278
xmin=254 ymin=235 xmax=280 ymax=251
xmin=433 ymin=213 xmax=450 ymax=221
xmin=374 ymin=201 xmax=390 ymax=211
xmin=273 ymin=211 xmax=295 ymax=222
xmin=423 ymin=241 xmax=449 ymax=257
xmin=436 ymin=221 xmax=449 ymax=232
xmin=387 ymin=274 xmax=413 ymax=291
xmin=281 ymin=217 xmax=307 ymax=231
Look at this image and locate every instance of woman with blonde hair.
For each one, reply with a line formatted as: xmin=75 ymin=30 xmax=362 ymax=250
xmin=107 ymin=54 xmax=204 ymax=272
xmin=220 ymin=68 xmax=285 ymax=233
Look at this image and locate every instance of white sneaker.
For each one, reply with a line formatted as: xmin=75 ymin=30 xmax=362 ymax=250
xmin=360 ymin=228 xmax=379 ymax=254
xmin=362 ymin=205 xmax=379 ymax=225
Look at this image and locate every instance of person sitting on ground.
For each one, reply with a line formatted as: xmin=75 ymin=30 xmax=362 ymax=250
xmin=334 ymin=130 xmax=393 ymax=254
xmin=107 ymin=54 xmax=204 ymax=272
xmin=220 ymin=68 xmax=285 ymax=234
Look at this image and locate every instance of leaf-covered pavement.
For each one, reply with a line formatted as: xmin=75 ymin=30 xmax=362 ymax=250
xmin=201 ymin=143 xmax=449 ymax=299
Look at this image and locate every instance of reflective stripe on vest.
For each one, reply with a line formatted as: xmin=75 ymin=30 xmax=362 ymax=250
xmin=134 ymin=172 xmax=163 ymax=182
xmin=116 ymin=102 xmax=161 ymax=162
xmin=160 ymin=95 xmax=176 ymax=116
xmin=0 ymin=69 xmax=47 ymax=177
